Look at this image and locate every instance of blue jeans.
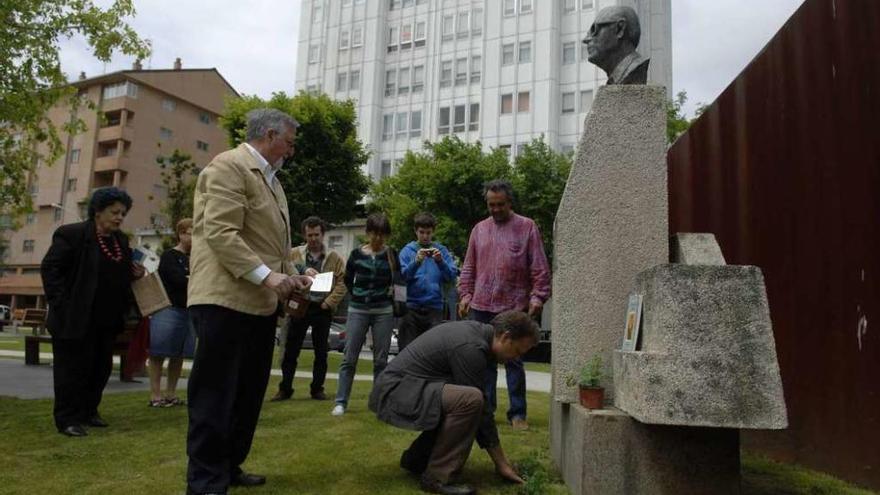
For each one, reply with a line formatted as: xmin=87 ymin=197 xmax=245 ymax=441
xmin=334 ymin=310 xmax=395 ymax=408
xmin=469 ymin=309 xmax=527 ymax=421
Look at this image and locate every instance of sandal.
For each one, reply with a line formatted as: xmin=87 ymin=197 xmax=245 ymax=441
xmin=148 ymin=398 xmax=170 ymax=408
xmin=164 ymin=396 xmax=186 ymax=406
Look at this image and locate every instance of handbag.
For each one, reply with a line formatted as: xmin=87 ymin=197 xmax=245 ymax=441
xmin=386 ymin=249 xmax=408 ymax=318
xmin=284 ymin=291 xmax=310 ymax=319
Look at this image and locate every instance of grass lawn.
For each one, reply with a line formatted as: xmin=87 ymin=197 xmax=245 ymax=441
xmin=0 ymin=373 xmax=875 ymax=495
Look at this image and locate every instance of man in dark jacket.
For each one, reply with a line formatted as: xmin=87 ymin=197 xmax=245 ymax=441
xmin=369 ymin=311 xmax=538 ymax=495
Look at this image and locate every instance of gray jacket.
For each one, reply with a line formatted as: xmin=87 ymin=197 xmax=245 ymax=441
xmin=369 ymin=320 xmax=500 ymax=449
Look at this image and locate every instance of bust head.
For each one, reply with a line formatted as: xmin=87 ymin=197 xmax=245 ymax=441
xmin=582 ymin=6 xmax=642 ymax=77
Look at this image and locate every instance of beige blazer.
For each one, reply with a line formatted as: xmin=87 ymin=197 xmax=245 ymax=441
xmin=290 ymin=246 xmax=347 ymax=311
xmin=188 ymin=144 xmax=293 ymax=316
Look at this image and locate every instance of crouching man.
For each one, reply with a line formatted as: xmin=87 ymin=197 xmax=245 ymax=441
xmin=369 ymin=311 xmax=537 ymax=495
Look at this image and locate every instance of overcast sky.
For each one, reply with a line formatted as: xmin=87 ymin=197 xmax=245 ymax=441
xmin=59 ymin=0 xmax=805 ymax=117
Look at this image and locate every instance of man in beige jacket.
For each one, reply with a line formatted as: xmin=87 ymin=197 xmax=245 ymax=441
xmin=186 ymin=108 xmax=312 ymax=495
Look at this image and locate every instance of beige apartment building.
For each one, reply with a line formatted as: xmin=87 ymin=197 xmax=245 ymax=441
xmin=0 ymin=61 xmax=238 ymax=311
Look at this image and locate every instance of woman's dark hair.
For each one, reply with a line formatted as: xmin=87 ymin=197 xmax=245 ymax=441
xmin=365 ymin=213 xmax=392 ymax=235
xmin=413 ymin=212 xmax=437 ymax=230
xmin=491 ymin=310 xmax=540 ymax=341
xmin=88 ymin=187 xmax=133 ymax=220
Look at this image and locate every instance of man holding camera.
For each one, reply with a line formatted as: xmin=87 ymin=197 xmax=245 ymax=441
xmin=398 ymin=212 xmax=459 ymax=352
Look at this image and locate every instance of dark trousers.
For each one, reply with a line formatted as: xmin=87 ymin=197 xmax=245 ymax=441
xmin=51 ymin=327 xmax=116 ymax=430
xmin=401 ymin=385 xmax=483 ymax=483
xmin=278 ymin=304 xmax=332 ymax=395
xmin=397 ymin=306 xmax=443 ymax=352
xmin=469 ymin=309 xmax=527 ymax=421
xmin=186 ymin=305 xmax=276 ymax=494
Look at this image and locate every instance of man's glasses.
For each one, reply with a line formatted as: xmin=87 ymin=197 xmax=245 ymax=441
xmin=586 ymin=20 xmax=619 ymax=39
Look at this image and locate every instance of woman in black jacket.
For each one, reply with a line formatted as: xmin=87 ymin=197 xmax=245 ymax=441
xmin=40 ymin=187 xmax=144 ymax=437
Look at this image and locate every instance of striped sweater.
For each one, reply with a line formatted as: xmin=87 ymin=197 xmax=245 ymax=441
xmin=345 ymin=246 xmax=399 ymax=311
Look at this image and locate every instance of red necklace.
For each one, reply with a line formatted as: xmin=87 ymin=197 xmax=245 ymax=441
xmin=96 ymin=232 xmax=123 ymax=262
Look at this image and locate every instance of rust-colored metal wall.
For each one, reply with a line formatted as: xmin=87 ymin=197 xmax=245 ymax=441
xmin=667 ymin=0 xmax=880 ymax=489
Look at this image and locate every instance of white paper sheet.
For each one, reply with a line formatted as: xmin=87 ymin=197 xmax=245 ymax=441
xmin=309 ymin=272 xmax=334 ymax=292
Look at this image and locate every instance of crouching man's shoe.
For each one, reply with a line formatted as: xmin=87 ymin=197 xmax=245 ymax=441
xmin=229 ymin=471 xmax=266 ymax=487
xmin=419 ymin=475 xmax=475 ymax=495
xmin=59 ymin=425 xmax=88 ymax=437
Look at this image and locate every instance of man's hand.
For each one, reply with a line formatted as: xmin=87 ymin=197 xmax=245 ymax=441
xmin=416 ymin=249 xmax=428 ymax=262
xmin=131 ymin=263 xmax=146 ymax=279
xmin=289 ymin=275 xmax=313 ymax=291
xmin=320 ymin=302 xmax=331 ymax=310
xmin=527 ymin=300 xmax=543 ymax=318
xmin=487 ymin=446 xmax=524 ymax=484
xmin=262 ymin=272 xmax=294 ymax=300
xmin=431 ymin=249 xmax=443 ymax=262
xmin=457 ymin=299 xmax=470 ymax=319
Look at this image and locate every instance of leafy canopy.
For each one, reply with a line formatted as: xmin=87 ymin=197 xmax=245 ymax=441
xmin=0 ymin=0 xmax=151 ymax=215
xmin=219 ymin=91 xmax=370 ymax=243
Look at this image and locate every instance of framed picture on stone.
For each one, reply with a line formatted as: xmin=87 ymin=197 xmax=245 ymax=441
xmin=622 ymin=294 xmax=643 ymax=352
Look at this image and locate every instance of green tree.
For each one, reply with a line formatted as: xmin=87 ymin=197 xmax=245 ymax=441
xmin=667 ymin=90 xmax=707 ymax=144
xmin=155 ymin=149 xmax=199 ymax=229
xmin=1 ymin=0 xmax=151 ymax=215
xmin=509 ymin=136 xmax=572 ymax=260
xmin=219 ymin=91 xmax=370 ymax=242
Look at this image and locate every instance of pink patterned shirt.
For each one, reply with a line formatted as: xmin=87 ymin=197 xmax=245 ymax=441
xmin=459 ymin=213 xmax=551 ymax=313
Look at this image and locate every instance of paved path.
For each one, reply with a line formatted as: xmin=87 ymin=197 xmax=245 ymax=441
xmin=0 ymin=350 xmax=551 ymax=400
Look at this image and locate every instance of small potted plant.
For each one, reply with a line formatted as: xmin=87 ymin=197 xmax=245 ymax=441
xmin=571 ymin=354 xmax=605 ymax=410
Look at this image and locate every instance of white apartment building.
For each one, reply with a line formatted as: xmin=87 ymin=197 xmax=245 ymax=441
xmin=295 ymin=0 xmax=672 ymax=182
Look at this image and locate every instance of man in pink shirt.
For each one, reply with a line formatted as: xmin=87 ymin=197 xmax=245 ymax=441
xmin=458 ymin=179 xmax=551 ymax=430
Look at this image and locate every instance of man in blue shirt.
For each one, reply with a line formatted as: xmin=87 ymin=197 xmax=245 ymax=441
xmin=398 ymin=213 xmax=459 ymax=351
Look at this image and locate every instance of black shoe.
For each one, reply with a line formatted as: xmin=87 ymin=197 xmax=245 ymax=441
xmin=310 ymin=390 xmax=327 ymax=400
xmin=270 ymin=390 xmax=292 ymax=402
xmin=229 ymin=472 xmax=266 ymax=487
xmin=419 ymin=476 xmax=475 ymax=495
xmin=86 ymin=414 xmax=109 ymax=427
xmin=59 ymin=425 xmax=88 ymax=437
xmin=400 ymin=450 xmax=426 ymax=475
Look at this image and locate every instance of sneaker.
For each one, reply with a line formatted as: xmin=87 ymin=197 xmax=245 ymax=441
xmin=331 ymin=405 xmax=345 ymax=416
xmin=510 ymin=417 xmax=529 ymax=431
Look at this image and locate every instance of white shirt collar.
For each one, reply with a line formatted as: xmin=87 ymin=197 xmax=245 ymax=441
xmin=243 ymin=142 xmax=278 ymax=183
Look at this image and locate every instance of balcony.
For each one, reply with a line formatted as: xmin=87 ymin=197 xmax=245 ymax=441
xmin=97 ymin=124 xmax=134 ymax=144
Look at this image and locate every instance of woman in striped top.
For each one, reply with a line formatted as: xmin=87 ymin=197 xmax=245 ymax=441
xmin=332 ymin=213 xmax=399 ymax=416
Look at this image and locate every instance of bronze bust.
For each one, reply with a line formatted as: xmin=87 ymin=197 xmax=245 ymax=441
xmin=582 ymin=6 xmax=650 ymax=85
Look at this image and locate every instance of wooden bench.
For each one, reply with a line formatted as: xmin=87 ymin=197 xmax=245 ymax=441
xmin=24 ymin=328 xmax=136 ymax=381
xmin=12 ymin=308 xmax=48 ymax=336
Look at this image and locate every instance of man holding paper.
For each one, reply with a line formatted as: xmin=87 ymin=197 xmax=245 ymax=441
xmin=271 ymin=216 xmax=346 ymax=402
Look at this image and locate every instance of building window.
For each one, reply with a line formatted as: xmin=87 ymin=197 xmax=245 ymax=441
xmin=562 ymin=144 xmax=575 ymax=155
xmin=387 ymin=26 xmax=399 ymax=52
xmin=562 ymin=92 xmax=576 ymax=113
xmin=521 ymin=0 xmax=532 ymax=14
xmin=69 ymin=149 xmax=80 ymax=164
xmin=101 ymin=81 xmax=138 ymax=100
xmin=66 ymin=178 xmax=78 ymax=192
xmin=383 ymin=114 xmax=394 ymax=141
xmin=470 ymin=56 xmax=481 ymax=84
xmin=472 ymin=9 xmax=483 ymax=36
xmin=22 ymin=240 xmax=35 ymax=253
xmin=503 ymin=0 xmax=515 ymax=16
xmin=442 ymin=15 xmax=454 ymax=40
xmin=352 ymin=25 xmax=364 ymax=47
xmin=410 ymin=111 xmax=422 ymax=138
xmin=438 ymin=107 xmax=450 ymax=134
xmin=580 ymin=43 xmax=590 ymax=61
xmin=457 ymin=12 xmax=469 ymax=38
xmin=501 ymin=94 xmax=513 ymax=114
xmin=412 ymin=65 xmax=424 ymax=93
xmin=337 ymin=72 xmax=348 ymax=92
xmin=54 ymin=209 xmax=63 ymax=222
xmin=396 ymin=111 xmax=408 ymax=138
xmin=455 ymin=58 xmax=468 ymax=86
xmin=582 ymin=0 xmax=594 ymax=9
xmin=385 ymin=69 xmax=397 ymax=96
xmin=197 ymin=141 xmax=209 ymax=152
xmin=312 ymin=2 xmax=323 ymax=22
xmin=160 ymin=127 xmax=173 ymax=140
xmin=563 ymin=0 xmax=575 ymax=13
xmin=381 ymin=160 xmax=393 ymax=179
xmin=162 ymin=98 xmax=176 ymax=112
xmin=390 ymin=0 xmax=400 ymax=8
xmin=563 ymin=42 xmax=576 ymax=65
xmin=398 ymin=68 xmax=411 ymax=95
xmin=518 ymin=41 xmax=531 ymax=63
xmin=517 ymin=91 xmax=531 ymax=112
xmin=401 ymin=23 xmax=413 ymax=49
xmin=440 ymin=61 xmax=452 ymax=88
xmin=415 ymin=22 xmax=427 ymax=47
xmin=199 ymin=113 xmax=212 ymax=124
xmin=469 ymin=103 xmax=480 ymax=131
xmin=308 ymin=44 xmax=320 ymax=63
xmin=339 ymin=30 xmax=350 ymax=50
xmin=350 ymin=70 xmax=361 ymax=90
xmin=26 ymin=213 xmax=35 ymax=225
xmin=453 ymin=105 xmax=466 ymax=133
xmin=502 ymin=43 xmax=515 ymax=66
xmin=499 ymin=144 xmax=512 ymax=156
xmin=580 ymin=90 xmax=594 ymax=113
xmin=329 ymin=235 xmax=343 ymax=250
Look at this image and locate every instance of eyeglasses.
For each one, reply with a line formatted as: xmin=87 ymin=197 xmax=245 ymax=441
xmin=586 ymin=20 xmax=619 ymax=38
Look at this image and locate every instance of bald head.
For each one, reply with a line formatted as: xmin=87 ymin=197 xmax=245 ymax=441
xmin=592 ymin=6 xmax=641 ymax=48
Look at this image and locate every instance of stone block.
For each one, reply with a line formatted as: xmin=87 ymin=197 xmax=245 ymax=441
xmin=613 ymin=264 xmax=788 ymax=429
xmin=551 ymin=400 xmax=741 ymax=495
xmin=672 ymin=233 xmax=726 ymax=265
xmin=552 ymin=85 xmax=668 ymax=403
